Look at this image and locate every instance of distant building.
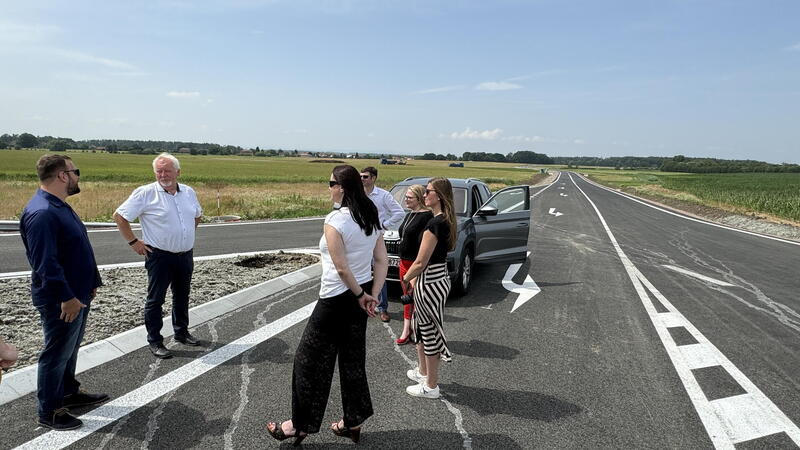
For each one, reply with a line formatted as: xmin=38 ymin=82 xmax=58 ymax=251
xmin=238 ymin=149 xmax=254 ymax=156
xmin=178 ymin=147 xmax=191 ymax=154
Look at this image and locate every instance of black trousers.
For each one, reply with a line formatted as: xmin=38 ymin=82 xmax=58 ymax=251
xmin=291 ymin=281 xmax=374 ymax=434
xmin=144 ymin=248 xmax=193 ymax=344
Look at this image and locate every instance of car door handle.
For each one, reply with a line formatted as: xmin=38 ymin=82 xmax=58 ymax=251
xmin=515 ymin=222 xmax=528 ymax=228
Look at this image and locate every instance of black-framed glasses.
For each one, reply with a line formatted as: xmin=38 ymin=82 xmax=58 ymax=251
xmin=329 ymin=180 xmax=339 ymax=187
xmin=360 ymin=175 xmax=371 ymax=179
xmin=63 ymin=169 xmax=81 ymax=177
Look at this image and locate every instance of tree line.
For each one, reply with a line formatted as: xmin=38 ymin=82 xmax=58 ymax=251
xmin=2 ymin=132 xmax=797 ymax=173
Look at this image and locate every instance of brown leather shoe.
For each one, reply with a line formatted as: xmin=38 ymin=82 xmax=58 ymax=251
xmin=379 ymin=311 xmax=390 ymax=322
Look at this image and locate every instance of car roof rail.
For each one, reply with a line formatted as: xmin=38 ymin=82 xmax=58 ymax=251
xmin=402 ymin=176 xmax=429 ymax=182
xmin=465 ymin=177 xmax=484 ymax=183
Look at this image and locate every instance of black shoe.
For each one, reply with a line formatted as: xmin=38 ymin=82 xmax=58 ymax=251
xmin=38 ymin=408 xmax=83 ymax=430
xmin=149 ymin=343 xmax=173 ymax=359
xmin=175 ymin=333 xmax=200 ymax=346
xmin=62 ymin=389 xmax=110 ymax=409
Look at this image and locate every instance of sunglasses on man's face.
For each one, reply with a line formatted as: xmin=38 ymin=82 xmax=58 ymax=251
xmin=63 ymin=169 xmax=81 ymax=177
xmin=329 ymin=180 xmax=339 ymax=187
xmin=361 ymin=175 xmax=371 ymax=179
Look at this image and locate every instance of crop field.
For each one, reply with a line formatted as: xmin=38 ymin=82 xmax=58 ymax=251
xmin=0 ymin=150 xmax=542 ymax=221
xmin=584 ymin=169 xmax=800 ymax=223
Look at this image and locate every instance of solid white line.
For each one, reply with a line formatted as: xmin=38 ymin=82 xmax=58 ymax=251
xmin=574 ymin=173 xmax=800 ymax=247
xmin=0 ymin=217 xmax=325 ymax=237
xmin=569 ymin=172 xmax=800 ymax=448
xmin=530 ymin=172 xmax=562 ymax=199
xmin=662 ymin=265 xmax=737 ymax=287
xmin=14 ymin=301 xmax=317 ymax=450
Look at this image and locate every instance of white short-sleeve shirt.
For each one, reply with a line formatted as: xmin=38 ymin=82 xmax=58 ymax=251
xmin=115 ymin=182 xmax=202 ymax=253
xmin=318 ymin=207 xmax=381 ymax=299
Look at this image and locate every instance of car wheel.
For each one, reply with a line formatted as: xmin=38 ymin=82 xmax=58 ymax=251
xmin=453 ymin=248 xmax=473 ymax=297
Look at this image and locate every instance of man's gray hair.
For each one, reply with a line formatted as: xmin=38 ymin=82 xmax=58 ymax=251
xmin=152 ymin=152 xmax=181 ymax=171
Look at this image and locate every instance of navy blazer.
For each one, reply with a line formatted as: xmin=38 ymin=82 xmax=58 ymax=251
xmin=20 ymin=189 xmax=102 ymax=306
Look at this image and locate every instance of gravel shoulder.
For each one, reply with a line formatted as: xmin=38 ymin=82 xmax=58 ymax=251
xmin=0 ymin=252 xmax=319 ymax=372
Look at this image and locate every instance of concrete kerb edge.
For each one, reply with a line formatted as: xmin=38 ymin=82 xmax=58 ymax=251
xmin=0 ymin=260 xmax=322 ymax=407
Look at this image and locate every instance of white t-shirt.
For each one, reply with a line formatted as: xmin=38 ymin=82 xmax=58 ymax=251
xmin=115 ymin=182 xmax=202 ymax=253
xmin=318 ymin=207 xmax=381 ymax=299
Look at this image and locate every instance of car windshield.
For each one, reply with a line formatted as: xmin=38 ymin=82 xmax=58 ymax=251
xmin=390 ymin=184 xmax=467 ymax=216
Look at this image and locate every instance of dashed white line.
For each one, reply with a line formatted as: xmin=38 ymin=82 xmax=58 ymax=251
xmin=569 ymin=172 xmax=800 ymax=448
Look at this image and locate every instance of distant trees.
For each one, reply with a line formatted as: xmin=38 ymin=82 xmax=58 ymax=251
xmin=17 ymin=133 xmax=38 ymax=148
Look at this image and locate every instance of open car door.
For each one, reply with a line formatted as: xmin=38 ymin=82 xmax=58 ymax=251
xmin=472 ymin=185 xmax=530 ymax=264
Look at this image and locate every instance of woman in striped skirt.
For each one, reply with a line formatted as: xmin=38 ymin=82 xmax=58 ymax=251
xmin=401 ymin=177 xmax=457 ymax=399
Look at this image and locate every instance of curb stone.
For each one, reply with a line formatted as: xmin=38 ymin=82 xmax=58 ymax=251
xmin=0 ymin=261 xmax=322 ymax=406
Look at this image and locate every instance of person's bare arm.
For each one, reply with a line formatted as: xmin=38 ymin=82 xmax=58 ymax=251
xmin=325 ymin=225 xmax=378 ymax=316
xmin=114 ymin=213 xmax=151 ymax=256
xmin=402 ymin=230 xmax=437 ymax=283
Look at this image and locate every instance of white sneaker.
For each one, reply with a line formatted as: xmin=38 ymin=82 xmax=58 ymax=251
xmin=407 ymin=368 xmax=427 ymax=383
xmin=406 ymin=383 xmax=440 ymax=399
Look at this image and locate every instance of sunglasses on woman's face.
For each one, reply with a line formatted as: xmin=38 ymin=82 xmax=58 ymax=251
xmin=329 ymin=180 xmax=339 ymax=187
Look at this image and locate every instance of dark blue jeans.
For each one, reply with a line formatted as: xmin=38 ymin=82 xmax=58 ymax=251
xmin=35 ymin=302 xmax=90 ymax=419
xmin=144 ymin=248 xmax=193 ymax=345
xmin=376 ymin=282 xmax=389 ymax=312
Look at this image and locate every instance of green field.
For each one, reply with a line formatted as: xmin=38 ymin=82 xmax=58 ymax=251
xmin=0 ymin=150 xmax=536 ymax=186
xmin=584 ymin=168 xmax=800 ymax=223
xmin=0 ymin=150 xmax=542 ymax=221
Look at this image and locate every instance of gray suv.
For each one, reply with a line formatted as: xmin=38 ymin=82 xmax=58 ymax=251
xmin=384 ymin=177 xmax=531 ymax=297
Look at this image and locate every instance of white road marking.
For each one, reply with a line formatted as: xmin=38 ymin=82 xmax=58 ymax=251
xmin=530 ymin=172 xmax=562 ymax=199
xmin=559 ymin=193 xmax=568 ymax=197
xmin=548 ymin=208 xmax=563 ymax=217
xmin=662 ymin=265 xmax=737 ymax=287
xmin=14 ymin=301 xmax=318 ymax=450
xmin=501 ymin=252 xmax=540 ymax=313
xmin=569 ymin=173 xmax=800 ymax=448
xmin=575 ymin=173 xmax=800 ymax=247
xmin=382 ymin=323 xmax=472 ymax=449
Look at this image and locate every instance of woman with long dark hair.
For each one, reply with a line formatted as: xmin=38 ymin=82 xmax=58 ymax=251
xmin=395 ymin=184 xmax=432 ymax=345
xmin=402 ymin=177 xmax=457 ymax=399
xmin=267 ymin=165 xmax=388 ymax=445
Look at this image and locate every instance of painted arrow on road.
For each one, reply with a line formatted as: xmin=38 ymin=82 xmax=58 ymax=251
xmin=548 ymin=208 xmax=564 ymax=217
xmin=502 ymin=252 xmax=541 ymax=313
xmin=559 ymin=193 xmax=568 ymax=197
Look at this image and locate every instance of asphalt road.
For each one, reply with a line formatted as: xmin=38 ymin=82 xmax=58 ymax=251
xmin=0 ymin=218 xmax=325 ymax=273
xmin=2 ymin=173 xmax=799 ymax=449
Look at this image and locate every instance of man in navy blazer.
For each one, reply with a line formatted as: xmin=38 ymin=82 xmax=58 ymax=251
xmin=20 ymin=154 xmax=109 ymax=431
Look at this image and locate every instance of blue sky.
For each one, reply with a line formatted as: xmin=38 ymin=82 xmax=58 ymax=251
xmin=1 ymin=0 xmax=799 ymax=163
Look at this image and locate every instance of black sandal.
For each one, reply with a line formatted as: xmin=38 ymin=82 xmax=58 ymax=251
xmin=267 ymin=421 xmax=307 ymax=446
xmin=330 ymin=421 xmax=361 ymax=443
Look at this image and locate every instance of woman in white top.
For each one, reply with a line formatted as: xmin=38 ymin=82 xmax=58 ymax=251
xmin=267 ymin=165 xmax=387 ymax=446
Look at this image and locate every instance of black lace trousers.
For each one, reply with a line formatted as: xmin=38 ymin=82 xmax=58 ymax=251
xmin=291 ymin=281 xmax=374 ymax=433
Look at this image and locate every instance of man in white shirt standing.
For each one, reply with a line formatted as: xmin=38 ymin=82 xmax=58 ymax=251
xmin=113 ymin=153 xmax=203 ymax=359
xmin=361 ymin=166 xmax=404 ymax=322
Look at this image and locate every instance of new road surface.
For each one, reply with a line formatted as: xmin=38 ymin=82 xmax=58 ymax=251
xmin=2 ymin=173 xmax=799 ymax=449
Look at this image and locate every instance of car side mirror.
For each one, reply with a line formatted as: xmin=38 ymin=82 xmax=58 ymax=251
xmin=476 ymin=205 xmax=498 ymax=217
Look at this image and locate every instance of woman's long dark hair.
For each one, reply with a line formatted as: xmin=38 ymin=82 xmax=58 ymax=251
xmin=333 ymin=165 xmax=381 ymax=236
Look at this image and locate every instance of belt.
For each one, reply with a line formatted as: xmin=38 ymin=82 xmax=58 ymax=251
xmin=151 ymin=247 xmax=192 ymax=256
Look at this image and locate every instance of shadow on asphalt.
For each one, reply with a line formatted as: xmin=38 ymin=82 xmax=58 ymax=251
xmin=273 ymin=429 xmax=523 ymax=449
xmin=219 ymin=338 xmax=294 ymax=366
xmin=448 ymin=339 xmax=520 ymax=360
xmin=95 ymin=401 xmax=229 ymax=447
xmin=441 ymin=382 xmax=582 ymax=422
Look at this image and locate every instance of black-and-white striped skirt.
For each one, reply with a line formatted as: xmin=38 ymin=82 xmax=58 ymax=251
xmin=412 ymin=262 xmax=452 ymax=360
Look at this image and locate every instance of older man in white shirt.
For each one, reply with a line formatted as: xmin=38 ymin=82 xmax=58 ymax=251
xmin=114 ymin=153 xmax=202 ymax=359
xmin=361 ymin=166 xmax=404 ymax=322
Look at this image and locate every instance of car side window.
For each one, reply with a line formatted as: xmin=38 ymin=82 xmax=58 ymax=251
xmin=470 ymin=187 xmax=481 ymax=216
xmin=482 ymin=187 xmax=528 ymax=214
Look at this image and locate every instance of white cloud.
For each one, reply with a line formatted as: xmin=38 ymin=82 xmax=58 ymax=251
xmin=787 ymin=42 xmax=800 ymax=51
xmin=0 ymin=21 xmax=60 ymax=44
xmin=413 ymin=85 xmax=466 ymax=94
xmin=475 ymin=81 xmax=522 ymax=91
xmin=166 ymin=91 xmax=201 ymax=98
xmin=449 ymin=127 xmax=503 ymax=140
xmin=51 ymin=49 xmax=136 ymax=70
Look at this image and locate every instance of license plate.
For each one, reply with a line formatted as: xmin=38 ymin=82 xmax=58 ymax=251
xmin=388 ymin=257 xmax=400 ymax=267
